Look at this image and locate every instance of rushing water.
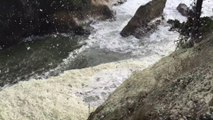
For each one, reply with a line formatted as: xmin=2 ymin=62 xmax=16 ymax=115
xmin=37 ymin=0 xmax=181 ymax=107
xmin=0 ymin=0 xmax=155 ymax=86
xmin=0 ymin=34 xmax=88 ymax=86
xmin=0 ymin=0 xmax=213 ymax=120
xmin=53 ymin=0 xmax=177 ymax=74
xmin=0 ymin=0 xmax=181 ymax=103
xmin=2 ymin=0 xmax=212 ymax=119
xmin=1 ymin=0 xmax=212 ymax=86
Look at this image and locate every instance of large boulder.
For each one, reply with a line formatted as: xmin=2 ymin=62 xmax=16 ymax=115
xmin=120 ymin=0 xmax=167 ymax=37
xmin=0 ymin=0 xmax=115 ymax=49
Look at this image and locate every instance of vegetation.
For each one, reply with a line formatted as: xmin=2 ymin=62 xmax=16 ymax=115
xmin=169 ymin=17 xmax=213 ymax=48
xmin=169 ymin=0 xmax=213 ymax=48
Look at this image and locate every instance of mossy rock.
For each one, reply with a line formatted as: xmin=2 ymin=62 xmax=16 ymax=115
xmin=120 ymin=0 xmax=167 ymax=37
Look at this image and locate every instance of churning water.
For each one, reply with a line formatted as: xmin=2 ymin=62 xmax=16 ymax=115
xmin=1 ymin=0 xmax=212 ymax=119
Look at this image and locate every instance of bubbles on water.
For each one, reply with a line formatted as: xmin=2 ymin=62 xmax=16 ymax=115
xmin=5 ymin=68 xmax=10 ymax=73
xmin=76 ymin=68 xmax=131 ymax=107
xmin=39 ymin=9 xmax=43 ymax=12
xmin=59 ymin=0 xmax=181 ymax=107
xmin=26 ymin=47 xmax=31 ymax=50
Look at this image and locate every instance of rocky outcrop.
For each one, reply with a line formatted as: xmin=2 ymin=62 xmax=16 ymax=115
xmin=88 ymin=34 xmax=213 ymax=119
xmin=120 ymin=0 xmax=167 ymax=38
xmin=0 ymin=0 xmax=118 ymax=49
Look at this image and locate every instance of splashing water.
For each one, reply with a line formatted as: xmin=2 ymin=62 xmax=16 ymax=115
xmin=49 ymin=0 xmax=182 ymax=107
xmin=1 ymin=0 xmax=213 ymax=120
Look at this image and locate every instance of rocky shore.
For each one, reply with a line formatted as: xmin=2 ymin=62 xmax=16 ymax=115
xmin=0 ymin=0 xmax=125 ymax=49
xmin=0 ymin=0 xmax=213 ymax=120
xmin=88 ymin=32 xmax=213 ymax=120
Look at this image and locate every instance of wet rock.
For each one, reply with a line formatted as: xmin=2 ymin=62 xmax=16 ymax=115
xmin=134 ymin=19 xmax=162 ymax=38
xmin=111 ymin=0 xmax=127 ymax=6
xmin=177 ymin=3 xmax=190 ymax=17
xmin=0 ymin=0 xmax=115 ymax=49
xmin=120 ymin=0 xmax=167 ymax=38
xmin=91 ymin=0 xmax=126 ymax=6
xmin=91 ymin=5 xmax=114 ymax=20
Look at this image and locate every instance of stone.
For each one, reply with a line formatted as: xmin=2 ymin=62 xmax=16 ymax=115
xmin=177 ymin=3 xmax=190 ymax=17
xmin=120 ymin=0 xmax=167 ymax=37
xmin=0 ymin=0 xmax=115 ymax=49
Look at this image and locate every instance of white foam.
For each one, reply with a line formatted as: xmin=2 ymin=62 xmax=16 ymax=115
xmin=1 ymin=0 xmax=213 ymax=119
xmin=85 ymin=0 xmax=152 ymax=53
xmin=202 ymin=0 xmax=213 ymax=17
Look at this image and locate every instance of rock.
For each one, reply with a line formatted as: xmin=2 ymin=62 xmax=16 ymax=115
xmin=120 ymin=0 xmax=167 ymax=37
xmin=110 ymin=0 xmax=127 ymax=6
xmin=52 ymin=11 xmax=89 ymax=35
xmin=177 ymin=3 xmax=190 ymax=17
xmin=135 ymin=19 xmax=162 ymax=38
xmin=92 ymin=0 xmax=127 ymax=7
xmin=91 ymin=5 xmax=114 ymax=20
xmin=0 ymin=0 xmax=115 ymax=49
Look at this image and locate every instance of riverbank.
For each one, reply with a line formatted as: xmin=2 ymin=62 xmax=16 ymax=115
xmin=0 ymin=0 xmax=177 ymax=87
xmin=89 ymin=31 xmax=213 ymax=120
xmin=0 ymin=0 xmax=213 ymax=120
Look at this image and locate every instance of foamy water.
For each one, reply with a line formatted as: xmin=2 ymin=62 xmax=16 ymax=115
xmin=0 ymin=0 xmax=213 ymax=120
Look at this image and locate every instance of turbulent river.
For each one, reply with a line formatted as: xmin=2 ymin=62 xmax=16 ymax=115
xmin=0 ymin=0 xmax=181 ymax=86
xmin=1 ymin=0 xmax=213 ymax=119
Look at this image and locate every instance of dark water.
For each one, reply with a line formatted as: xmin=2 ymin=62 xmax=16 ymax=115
xmin=0 ymin=34 xmax=86 ymax=86
xmin=57 ymin=48 xmax=131 ymax=70
xmin=0 ymin=33 xmax=131 ymax=87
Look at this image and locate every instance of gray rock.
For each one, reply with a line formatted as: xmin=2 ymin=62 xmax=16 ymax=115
xmin=0 ymin=0 xmax=114 ymax=49
xmin=177 ymin=3 xmax=190 ymax=17
xmin=120 ymin=0 xmax=167 ymax=38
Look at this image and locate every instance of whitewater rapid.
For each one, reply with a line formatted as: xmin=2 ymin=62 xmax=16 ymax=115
xmin=0 ymin=0 xmax=213 ymax=120
xmin=57 ymin=0 xmax=181 ymax=106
